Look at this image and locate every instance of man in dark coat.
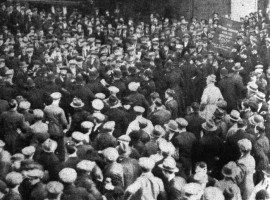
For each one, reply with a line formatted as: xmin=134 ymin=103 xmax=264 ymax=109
xmin=66 ymin=98 xmax=93 ymax=137
xmin=104 ymin=96 xmax=129 ymax=138
xmin=34 ymin=139 xmax=61 ymax=181
xmin=0 ymin=99 xmax=29 ymax=154
xmin=193 ymin=120 xmax=224 ymax=179
xmin=92 ymin=121 xmax=118 ymax=151
xmin=59 ymin=168 xmax=96 ymax=200
xmin=70 ymin=74 xmax=95 ymax=112
xmin=19 ymin=169 xmax=47 ymax=200
xmin=125 ymin=82 xmax=149 ymax=110
xmin=185 ymin=102 xmax=205 ymax=139
xmin=218 ymin=68 xmax=241 ymax=112
xmin=172 ymin=118 xmax=197 ymax=176
xmin=75 ymin=160 xmax=102 ymax=200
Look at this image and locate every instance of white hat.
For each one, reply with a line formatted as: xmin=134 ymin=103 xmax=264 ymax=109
xmin=92 ymin=113 xmax=106 ymax=122
xmin=69 ymin=59 xmax=77 ymax=64
xmin=19 ymin=101 xmax=31 ymax=110
xmin=255 ymin=68 xmax=263 ymax=74
xmin=50 ymin=92 xmax=62 ymax=100
xmin=72 ymin=131 xmax=86 ymax=142
xmin=133 ymin=106 xmax=145 ymax=113
xmin=103 ymin=121 xmax=115 ymax=131
xmin=92 ymin=99 xmax=104 ymax=111
xmin=139 ymin=157 xmax=155 ymax=170
xmin=102 ymin=147 xmax=119 ymax=162
xmin=46 ymin=181 xmax=64 ymax=194
xmin=95 ymin=93 xmax=106 ymax=100
xmin=76 ymin=160 xmax=95 ymax=171
xmin=159 ymin=140 xmax=175 ymax=155
xmin=108 ymin=86 xmax=120 ymax=94
xmin=5 ymin=172 xmax=23 ymax=186
xmin=81 ymin=121 xmax=94 ymax=129
xmin=59 ymin=168 xmax=77 ymax=183
xmin=22 ymin=146 xmax=36 ymax=156
xmin=204 ymin=187 xmax=224 ymax=200
xmin=128 ymin=82 xmax=140 ymax=91
xmin=118 ymin=135 xmax=131 ymax=143
xmin=183 ymin=183 xmax=203 ymax=196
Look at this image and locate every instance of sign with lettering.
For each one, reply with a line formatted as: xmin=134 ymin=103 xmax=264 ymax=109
xmin=211 ymin=17 xmax=242 ymax=56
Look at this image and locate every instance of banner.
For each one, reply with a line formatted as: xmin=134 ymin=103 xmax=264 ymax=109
xmin=211 ymin=17 xmax=242 ymax=56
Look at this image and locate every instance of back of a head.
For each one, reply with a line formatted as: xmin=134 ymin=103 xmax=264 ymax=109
xmin=8 ymin=99 xmax=17 ymax=109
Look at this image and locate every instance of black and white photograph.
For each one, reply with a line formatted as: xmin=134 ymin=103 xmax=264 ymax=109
xmin=0 ymin=0 xmax=269 ymax=199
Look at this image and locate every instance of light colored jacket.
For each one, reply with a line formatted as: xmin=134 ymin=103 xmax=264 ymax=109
xmin=124 ymin=172 xmax=167 ymax=200
xmin=200 ymin=83 xmax=223 ymax=120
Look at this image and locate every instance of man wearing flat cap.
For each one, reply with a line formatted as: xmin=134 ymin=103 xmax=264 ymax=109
xmin=104 ymin=96 xmax=130 ymax=138
xmin=59 ymin=168 xmax=94 ymax=200
xmin=4 ymin=171 xmax=23 ymax=200
xmin=75 ymin=160 xmax=102 ymax=200
xmin=125 ymin=82 xmax=149 ymax=109
xmin=172 ymin=118 xmax=197 ymax=176
xmin=19 ymin=169 xmax=47 ymax=200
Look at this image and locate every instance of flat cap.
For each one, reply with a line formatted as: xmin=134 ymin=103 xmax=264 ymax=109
xmin=22 ymin=146 xmax=36 ymax=156
xmin=76 ymin=160 xmax=95 ymax=171
xmin=175 ymin=118 xmax=188 ymax=127
xmin=59 ymin=168 xmax=77 ymax=183
xmin=5 ymin=172 xmax=23 ymax=186
xmin=139 ymin=157 xmax=155 ymax=170
xmin=46 ymin=181 xmax=64 ymax=194
xmin=50 ymin=92 xmax=62 ymax=100
xmin=102 ymin=147 xmax=119 ymax=162
xmin=92 ymin=99 xmax=104 ymax=111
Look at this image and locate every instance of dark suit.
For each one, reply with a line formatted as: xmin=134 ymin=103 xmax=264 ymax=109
xmin=29 ymin=182 xmax=47 ymax=200
xmin=185 ymin=112 xmax=205 ymax=139
xmin=86 ymin=79 xmax=110 ymax=96
xmin=61 ymin=184 xmax=95 ymax=200
xmin=172 ymin=131 xmax=197 ymax=175
xmin=0 ymin=110 xmax=29 ymax=154
xmin=70 ymin=84 xmax=95 ymax=111
xmin=105 ymin=108 xmax=129 ymax=138
xmin=75 ymin=173 xmax=102 ymax=200
xmin=34 ymin=151 xmax=61 ymax=181
xmin=219 ymin=74 xmax=242 ymax=112
xmin=125 ymin=91 xmax=149 ymax=110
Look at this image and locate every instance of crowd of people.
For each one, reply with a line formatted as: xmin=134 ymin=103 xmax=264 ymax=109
xmin=0 ymin=1 xmax=270 ymax=200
